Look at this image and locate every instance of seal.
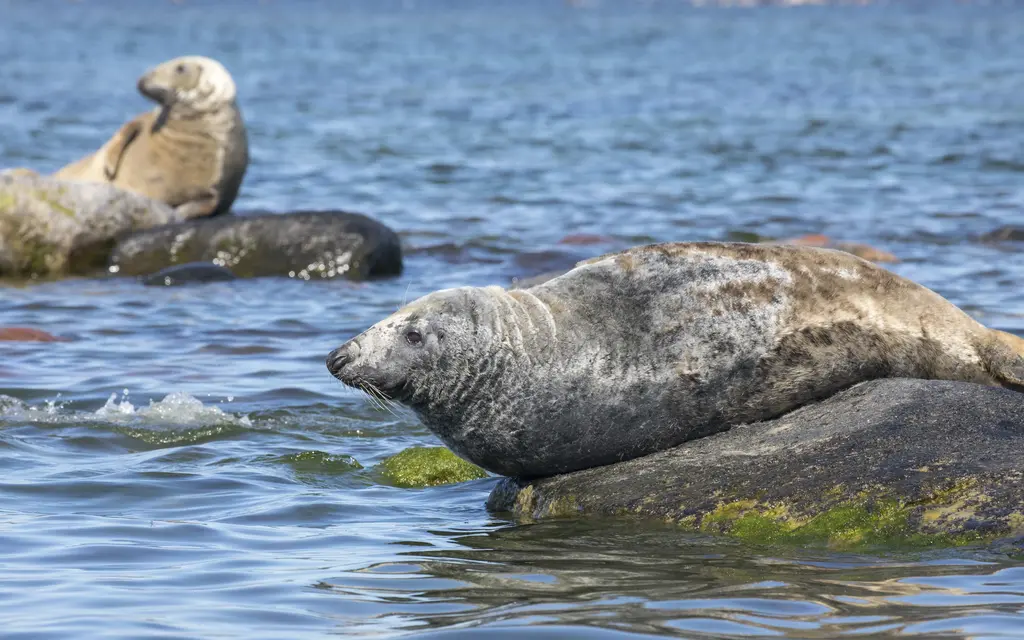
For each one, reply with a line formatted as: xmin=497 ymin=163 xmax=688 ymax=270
xmin=53 ymin=55 xmax=248 ymax=218
xmin=326 ymin=242 xmax=1024 ymax=478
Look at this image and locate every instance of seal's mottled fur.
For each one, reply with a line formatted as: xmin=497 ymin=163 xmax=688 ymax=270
xmin=54 ymin=56 xmax=248 ymax=218
xmin=327 ymin=242 xmax=1024 ymax=478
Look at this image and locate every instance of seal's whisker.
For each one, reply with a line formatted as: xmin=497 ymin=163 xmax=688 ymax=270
xmin=364 ymin=381 xmax=401 ymax=418
xmin=359 ymin=382 xmax=388 ymax=414
xmin=358 ymin=383 xmax=387 ymax=413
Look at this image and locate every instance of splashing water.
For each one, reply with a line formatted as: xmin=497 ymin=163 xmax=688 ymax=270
xmin=0 ymin=391 xmax=252 ymax=428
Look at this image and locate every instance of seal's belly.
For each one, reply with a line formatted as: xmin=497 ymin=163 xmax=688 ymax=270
xmin=118 ymin=132 xmax=221 ymax=207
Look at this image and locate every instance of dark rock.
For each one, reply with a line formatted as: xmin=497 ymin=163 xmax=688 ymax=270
xmin=980 ymin=226 xmax=1024 ymax=243
xmin=140 ymin=262 xmax=237 ymax=287
xmin=488 ymin=378 xmax=1024 ymax=549
xmin=109 ymin=210 xmax=403 ymax=281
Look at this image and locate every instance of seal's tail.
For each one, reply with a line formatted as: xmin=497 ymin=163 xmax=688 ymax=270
xmin=991 ymin=329 xmax=1024 ymax=392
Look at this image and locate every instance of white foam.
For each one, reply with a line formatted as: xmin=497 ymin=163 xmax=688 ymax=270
xmin=0 ymin=391 xmax=251 ymax=428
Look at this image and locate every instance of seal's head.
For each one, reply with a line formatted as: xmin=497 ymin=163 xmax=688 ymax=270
xmin=327 ymin=287 xmax=504 ymax=409
xmin=137 ymin=55 xmax=237 ymax=114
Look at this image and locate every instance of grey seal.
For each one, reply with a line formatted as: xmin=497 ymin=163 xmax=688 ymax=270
xmin=53 ymin=55 xmax=248 ymax=218
xmin=326 ymin=242 xmax=1024 ymax=478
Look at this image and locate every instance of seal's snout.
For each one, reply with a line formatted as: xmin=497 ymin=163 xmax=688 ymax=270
xmin=137 ymin=74 xmax=171 ymax=105
xmin=326 ymin=341 xmax=361 ymax=380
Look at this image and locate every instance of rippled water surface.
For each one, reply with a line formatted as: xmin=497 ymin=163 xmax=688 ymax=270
xmin=3 ymin=1 xmax=1024 ymax=637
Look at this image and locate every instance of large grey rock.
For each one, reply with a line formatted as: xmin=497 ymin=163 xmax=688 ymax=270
xmin=109 ymin=210 xmax=403 ymax=281
xmin=489 ymin=378 xmax=1024 ymax=549
xmin=0 ymin=172 xmax=179 ymax=279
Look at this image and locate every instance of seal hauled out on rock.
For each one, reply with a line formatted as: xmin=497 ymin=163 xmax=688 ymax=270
xmin=326 ymin=242 xmax=1024 ymax=479
xmin=53 ymin=55 xmax=248 ymax=218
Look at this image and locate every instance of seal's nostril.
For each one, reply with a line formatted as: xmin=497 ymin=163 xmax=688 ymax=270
xmin=326 ymin=347 xmax=351 ymax=375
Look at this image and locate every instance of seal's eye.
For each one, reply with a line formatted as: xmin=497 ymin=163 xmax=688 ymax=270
xmin=405 ymin=329 xmax=423 ymax=347
xmin=175 ymin=64 xmax=187 ymax=74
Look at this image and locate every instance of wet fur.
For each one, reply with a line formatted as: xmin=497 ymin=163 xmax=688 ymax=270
xmin=330 ymin=242 xmax=1024 ymax=478
xmin=53 ymin=56 xmax=248 ymax=218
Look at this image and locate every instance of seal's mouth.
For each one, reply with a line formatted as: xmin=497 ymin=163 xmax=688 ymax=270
xmin=137 ymin=77 xmax=173 ymax=105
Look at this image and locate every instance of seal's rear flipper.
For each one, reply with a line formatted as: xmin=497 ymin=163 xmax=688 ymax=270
xmin=173 ymin=187 xmax=219 ymax=219
xmin=1000 ymin=364 xmax=1024 ymax=392
xmin=981 ymin=330 xmax=1024 ymax=393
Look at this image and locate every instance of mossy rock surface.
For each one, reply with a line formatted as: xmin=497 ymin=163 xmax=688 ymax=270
xmin=379 ymin=446 xmax=488 ymax=489
xmin=0 ymin=172 xmax=178 ymax=279
xmin=488 ymin=378 xmax=1024 ymax=550
xmin=109 ymin=210 xmax=403 ymax=281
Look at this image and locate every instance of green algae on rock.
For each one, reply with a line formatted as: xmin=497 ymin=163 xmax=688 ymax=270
xmin=379 ymin=446 xmax=488 ymax=489
xmin=488 ymin=378 xmax=1024 ymax=550
xmin=275 ymin=450 xmax=364 ymax=475
xmin=0 ymin=172 xmax=179 ymax=279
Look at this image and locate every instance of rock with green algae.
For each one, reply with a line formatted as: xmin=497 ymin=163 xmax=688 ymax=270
xmin=488 ymin=378 xmax=1024 ymax=550
xmin=0 ymin=172 xmax=178 ymax=279
xmin=379 ymin=446 xmax=488 ymax=488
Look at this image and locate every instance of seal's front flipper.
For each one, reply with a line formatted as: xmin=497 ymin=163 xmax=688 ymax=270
xmin=2 ymin=168 xmax=40 ymax=179
xmin=103 ymin=118 xmax=144 ymax=180
xmin=173 ymin=187 xmax=220 ymax=219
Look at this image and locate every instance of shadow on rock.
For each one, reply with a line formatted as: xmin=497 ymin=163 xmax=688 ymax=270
xmin=490 ymin=378 xmax=1024 ymax=551
xmin=140 ymin=262 xmax=237 ymax=287
xmin=110 ymin=210 xmax=403 ymax=281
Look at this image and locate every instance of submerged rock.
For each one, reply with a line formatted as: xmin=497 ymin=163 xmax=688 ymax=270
xmin=109 ymin=210 xmax=403 ymax=281
xmin=0 ymin=327 xmax=69 ymax=342
xmin=140 ymin=262 xmax=237 ymax=287
xmin=489 ymin=378 xmax=1024 ymax=550
xmin=980 ymin=226 xmax=1024 ymax=243
xmin=378 ymin=446 xmax=488 ymax=488
xmin=779 ymin=233 xmax=900 ymax=263
xmin=0 ymin=172 xmax=178 ymax=279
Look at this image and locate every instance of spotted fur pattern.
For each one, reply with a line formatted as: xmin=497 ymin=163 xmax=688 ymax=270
xmin=328 ymin=242 xmax=1024 ymax=478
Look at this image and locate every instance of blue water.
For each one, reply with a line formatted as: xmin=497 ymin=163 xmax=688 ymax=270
xmin=2 ymin=1 xmax=1024 ymax=637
